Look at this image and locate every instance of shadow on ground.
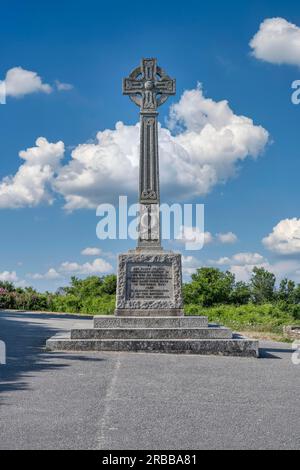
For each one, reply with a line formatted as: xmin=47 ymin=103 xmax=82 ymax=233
xmin=259 ymin=345 xmax=294 ymax=359
xmin=0 ymin=312 xmax=103 ymax=398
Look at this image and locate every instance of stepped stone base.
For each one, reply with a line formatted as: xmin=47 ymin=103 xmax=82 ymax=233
xmin=115 ymin=308 xmax=184 ymax=317
xmin=71 ymin=327 xmax=232 ymax=340
xmin=93 ymin=315 xmax=208 ymax=328
xmin=46 ymin=315 xmax=259 ymax=358
xmin=46 ymin=337 xmax=258 ymax=357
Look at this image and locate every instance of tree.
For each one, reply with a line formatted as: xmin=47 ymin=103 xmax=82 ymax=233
xmin=230 ymin=281 xmax=251 ymax=305
xmin=183 ymin=267 xmax=235 ymax=307
xmin=63 ymin=276 xmax=104 ymax=298
xmin=278 ymin=278 xmax=296 ymax=303
xmin=250 ymin=267 xmax=276 ymax=304
xmin=294 ymin=284 xmax=300 ymax=304
xmin=0 ymin=281 xmax=15 ymax=292
xmin=101 ymin=275 xmax=117 ymax=295
xmin=59 ymin=275 xmax=117 ymax=299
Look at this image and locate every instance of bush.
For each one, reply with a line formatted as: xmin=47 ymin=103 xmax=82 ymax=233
xmin=0 ymin=289 xmax=16 ymax=309
xmin=50 ymin=294 xmax=82 ymax=314
xmin=185 ymin=303 xmax=297 ymax=333
xmin=80 ymin=295 xmax=115 ymax=315
xmin=183 ymin=268 xmax=235 ymax=307
xmin=250 ymin=267 xmax=276 ymax=304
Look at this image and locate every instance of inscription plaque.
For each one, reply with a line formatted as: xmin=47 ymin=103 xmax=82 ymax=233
xmin=127 ymin=262 xmax=173 ymax=301
xmin=116 ymin=252 xmax=183 ymax=316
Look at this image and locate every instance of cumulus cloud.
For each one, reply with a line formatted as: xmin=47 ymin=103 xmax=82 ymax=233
xmin=29 ymin=268 xmax=61 ymax=280
xmin=54 ymin=85 xmax=269 ymax=210
xmin=28 ymin=257 xmax=113 ymax=281
xmin=55 ymin=80 xmax=73 ymax=91
xmin=0 ymin=271 xmax=18 ymax=282
xmin=182 ymin=256 xmax=201 ymax=277
xmin=250 ymin=18 xmax=300 ymax=66
xmin=175 ymin=226 xmax=212 ymax=250
xmin=59 ymin=258 xmax=113 ymax=275
xmin=210 ymin=251 xmax=300 ymax=282
xmin=214 ymin=252 xmax=265 ymax=266
xmin=0 ymin=86 xmax=269 ymax=211
xmin=210 ymin=252 xmax=268 ymax=282
xmin=216 ymin=232 xmax=238 ymax=244
xmin=262 ymin=218 xmax=300 ymax=255
xmin=0 ymin=137 xmax=65 ymax=209
xmin=3 ymin=67 xmax=52 ymax=97
xmin=81 ymin=247 xmax=102 ymax=256
xmin=175 ymin=227 xmax=237 ymax=250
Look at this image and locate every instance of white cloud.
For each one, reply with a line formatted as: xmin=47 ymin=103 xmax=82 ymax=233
xmin=0 ymin=137 xmax=65 ymax=209
xmin=182 ymin=256 xmax=201 ymax=276
xmin=27 ymin=257 xmax=113 ymax=281
xmin=250 ymin=18 xmax=300 ymax=66
xmin=81 ymin=247 xmax=102 ymax=256
xmin=176 ymin=226 xmax=213 ymax=250
xmin=216 ymin=232 xmax=238 ymax=244
xmin=214 ymin=252 xmax=265 ymax=266
xmin=211 ymin=252 xmax=268 ymax=282
xmin=55 ymin=80 xmax=73 ymax=91
xmin=0 ymin=271 xmax=18 ymax=282
xmin=54 ymin=85 xmax=269 ymax=210
xmin=229 ymin=264 xmax=266 ymax=283
xmin=262 ymin=218 xmax=300 ymax=255
xmin=29 ymin=268 xmax=61 ymax=280
xmin=59 ymin=258 xmax=113 ymax=275
xmin=268 ymin=260 xmax=300 ymax=282
xmin=210 ymin=251 xmax=300 ymax=283
xmin=3 ymin=67 xmax=52 ymax=98
xmin=176 ymin=228 xmax=237 ymax=249
xmin=0 ymin=86 xmax=269 ymax=211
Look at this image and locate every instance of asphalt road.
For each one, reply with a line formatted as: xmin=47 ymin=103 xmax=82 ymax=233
xmin=0 ymin=311 xmax=299 ymax=450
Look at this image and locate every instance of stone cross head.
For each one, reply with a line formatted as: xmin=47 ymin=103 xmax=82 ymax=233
xmin=123 ymin=58 xmax=176 ymax=113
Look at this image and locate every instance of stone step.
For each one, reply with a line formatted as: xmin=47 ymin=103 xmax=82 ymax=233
xmin=46 ymin=336 xmax=259 ymax=357
xmin=71 ymin=327 xmax=232 ymax=340
xmin=93 ymin=315 xmax=208 ymax=329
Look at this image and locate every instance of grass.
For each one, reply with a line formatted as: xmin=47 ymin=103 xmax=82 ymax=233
xmin=184 ymin=303 xmax=300 ymax=341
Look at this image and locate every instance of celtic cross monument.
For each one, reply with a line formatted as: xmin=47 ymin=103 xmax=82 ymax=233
xmin=115 ymin=58 xmax=184 ymax=317
xmin=46 ymin=58 xmax=259 ymax=357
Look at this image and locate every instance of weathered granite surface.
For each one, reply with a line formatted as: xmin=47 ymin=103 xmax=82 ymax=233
xmin=94 ymin=315 xmax=208 ymax=328
xmin=46 ymin=314 xmax=259 ymax=357
xmin=46 ymin=335 xmax=259 ymax=357
xmin=70 ymin=326 xmax=232 ymax=340
xmin=115 ymin=251 xmax=184 ymax=317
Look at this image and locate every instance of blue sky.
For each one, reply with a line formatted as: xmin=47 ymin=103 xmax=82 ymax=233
xmin=0 ymin=0 xmax=300 ymax=291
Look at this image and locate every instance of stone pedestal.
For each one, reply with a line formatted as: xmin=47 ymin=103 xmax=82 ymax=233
xmin=115 ymin=251 xmax=184 ymax=317
xmin=46 ymin=315 xmax=259 ymax=357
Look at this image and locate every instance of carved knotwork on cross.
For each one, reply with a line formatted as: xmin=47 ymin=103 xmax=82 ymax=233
xmin=123 ymin=59 xmax=176 ymax=248
xmin=123 ymin=58 xmax=176 ymax=113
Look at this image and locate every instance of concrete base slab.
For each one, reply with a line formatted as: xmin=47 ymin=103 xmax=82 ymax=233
xmin=46 ymin=335 xmax=259 ymax=357
xmin=71 ymin=327 xmax=232 ymax=340
xmin=115 ymin=308 xmax=184 ymax=317
xmin=93 ymin=315 xmax=208 ymax=328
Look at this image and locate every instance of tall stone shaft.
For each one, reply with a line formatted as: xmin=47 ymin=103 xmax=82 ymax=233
xmin=123 ymin=58 xmax=176 ymax=249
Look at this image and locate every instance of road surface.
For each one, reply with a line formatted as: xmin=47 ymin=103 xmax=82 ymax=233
xmin=0 ymin=311 xmax=299 ymax=450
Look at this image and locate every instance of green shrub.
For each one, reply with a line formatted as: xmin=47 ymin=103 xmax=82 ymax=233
xmin=50 ymin=294 xmax=82 ymax=314
xmin=184 ymin=303 xmax=298 ymax=333
xmin=80 ymin=295 xmax=115 ymax=315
